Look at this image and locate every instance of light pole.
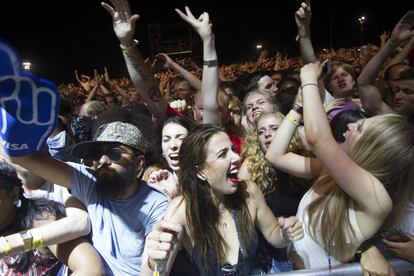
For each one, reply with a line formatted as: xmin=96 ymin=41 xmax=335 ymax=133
xmin=358 ymin=16 xmax=366 ymax=45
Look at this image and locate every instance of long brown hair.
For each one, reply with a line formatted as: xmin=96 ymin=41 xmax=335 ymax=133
xmin=178 ymin=124 xmax=254 ymax=268
xmin=308 ymin=114 xmax=414 ymax=260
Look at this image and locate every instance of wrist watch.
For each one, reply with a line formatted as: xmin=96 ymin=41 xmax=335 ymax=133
xmin=20 ymin=231 xmax=33 ymax=251
xmin=293 ymin=103 xmax=303 ymax=115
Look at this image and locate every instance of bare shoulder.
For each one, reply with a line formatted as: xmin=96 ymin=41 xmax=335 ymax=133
xmin=238 ymin=157 xmax=252 ymax=181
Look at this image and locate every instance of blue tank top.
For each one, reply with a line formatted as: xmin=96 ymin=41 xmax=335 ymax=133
xmin=191 ymin=211 xmax=259 ymax=275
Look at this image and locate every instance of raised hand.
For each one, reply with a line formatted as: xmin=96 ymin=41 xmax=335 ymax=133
xmin=295 ymin=0 xmax=312 ymax=35
xmin=390 ymin=10 xmax=414 ymax=44
xmin=101 ymin=0 xmax=140 ymax=45
xmin=0 ymin=39 xmax=59 ymax=156
xmin=147 ymin=169 xmax=178 ymax=198
xmin=153 ymin=53 xmax=174 ymax=70
xmin=300 ymin=61 xmax=322 ymax=85
xmin=175 ymin=7 xmax=213 ymax=41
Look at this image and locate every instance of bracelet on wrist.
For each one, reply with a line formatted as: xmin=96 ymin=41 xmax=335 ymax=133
xmin=301 ymin=83 xmax=319 ymax=90
xmin=19 ymin=231 xmax=33 ymax=252
xmin=28 ymin=229 xmax=43 ymax=250
xmin=295 ymin=33 xmax=310 ymax=42
xmin=0 ymin=236 xmax=12 ymax=255
xmin=286 ymin=114 xmax=300 ymax=127
xmin=203 ymin=59 xmax=218 ymax=67
xmin=120 ymin=39 xmax=139 ymax=53
xmin=180 ymin=69 xmax=188 ymax=78
xmin=148 ymin=258 xmax=165 ymax=273
xmin=292 ymin=103 xmax=303 ymax=115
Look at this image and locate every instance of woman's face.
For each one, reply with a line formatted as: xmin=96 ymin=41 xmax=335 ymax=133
xmin=200 ymin=132 xmax=241 ymax=195
xmin=257 ymin=115 xmax=282 ymax=152
xmin=341 ymin=118 xmax=372 ymax=154
xmin=162 ymin=123 xmax=188 ymax=171
xmin=245 ymin=93 xmax=273 ymax=125
xmin=257 ymin=75 xmax=278 ymax=98
xmin=329 ymin=67 xmax=355 ymax=98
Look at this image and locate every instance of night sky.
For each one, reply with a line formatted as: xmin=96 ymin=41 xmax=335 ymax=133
xmin=0 ymin=0 xmax=411 ymax=84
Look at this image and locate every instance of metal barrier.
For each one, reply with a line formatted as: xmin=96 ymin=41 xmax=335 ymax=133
xmin=255 ymin=258 xmax=414 ymax=275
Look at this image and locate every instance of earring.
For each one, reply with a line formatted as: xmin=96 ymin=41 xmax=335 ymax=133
xmin=15 ymin=199 xmax=22 ymax=208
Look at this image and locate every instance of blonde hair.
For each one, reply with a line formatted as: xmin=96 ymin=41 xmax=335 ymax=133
xmin=308 ymin=113 xmax=414 ymax=260
xmin=242 ymin=90 xmax=279 ymax=114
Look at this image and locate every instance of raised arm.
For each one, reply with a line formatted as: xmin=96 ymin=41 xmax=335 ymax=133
xmin=265 ymin=98 xmax=322 ymax=179
xmin=101 ymin=0 xmax=169 ymax=121
xmin=295 ymin=0 xmax=317 ymax=63
xmin=154 ymin=53 xmax=202 ymax=90
xmin=175 ymin=7 xmax=220 ymax=125
xmin=389 ymin=35 xmax=414 ymax=66
xmin=301 ymin=62 xmax=392 ymax=220
xmin=357 ymin=11 xmax=414 ymax=115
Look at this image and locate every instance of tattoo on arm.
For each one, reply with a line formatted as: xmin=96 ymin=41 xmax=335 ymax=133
xmin=125 ymin=53 xmax=150 ymax=82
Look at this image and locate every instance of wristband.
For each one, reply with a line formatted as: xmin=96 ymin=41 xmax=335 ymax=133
xmin=120 ymin=39 xmax=139 ymax=53
xmin=19 ymin=231 xmax=33 ymax=252
xmin=301 ymin=83 xmax=319 ymax=90
xmin=180 ymin=69 xmax=188 ymax=78
xmin=293 ymin=103 xmax=303 ymax=115
xmin=203 ymin=59 xmax=218 ymax=67
xmin=286 ymin=114 xmax=299 ymax=127
xmin=0 ymin=236 xmax=12 ymax=255
xmin=28 ymin=229 xmax=43 ymax=250
xmin=295 ymin=33 xmax=310 ymax=42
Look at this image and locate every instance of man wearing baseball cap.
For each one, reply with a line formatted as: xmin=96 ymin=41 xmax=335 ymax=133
xmin=6 ymin=121 xmax=168 ymax=275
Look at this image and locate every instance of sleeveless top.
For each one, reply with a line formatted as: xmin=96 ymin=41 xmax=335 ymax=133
xmin=292 ymin=189 xmax=365 ymax=269
xmin=191 ymin=211 xmax=259 ymax=275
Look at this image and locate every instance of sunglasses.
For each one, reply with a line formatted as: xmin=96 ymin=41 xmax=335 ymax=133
xmin=91 ymin=147 xmax=138 ymax=162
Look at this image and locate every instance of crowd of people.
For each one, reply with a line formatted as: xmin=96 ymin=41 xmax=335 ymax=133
xmin=1 ymin=0 xmax=414 ymax=275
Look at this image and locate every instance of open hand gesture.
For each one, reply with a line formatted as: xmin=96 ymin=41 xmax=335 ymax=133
xmin=390 ymin=10 xmax=414 ymax=44
xmin=101 ymin=0 xmax=140 ymax=45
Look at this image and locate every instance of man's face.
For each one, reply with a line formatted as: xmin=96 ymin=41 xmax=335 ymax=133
xmin=394 ymin=79 xmax=414 ymax=118
xmin=92 ymin=145 xmax=142 ymax=198
xmin=388 ymin=64 xmax=410 ymax=94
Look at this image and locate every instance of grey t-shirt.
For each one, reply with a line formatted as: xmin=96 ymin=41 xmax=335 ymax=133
xmin=69 ymin=162 xmax=168 ymax=275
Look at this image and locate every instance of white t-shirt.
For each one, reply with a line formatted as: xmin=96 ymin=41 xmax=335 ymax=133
xmin=24 ymin=181 xmax=71 ymax=206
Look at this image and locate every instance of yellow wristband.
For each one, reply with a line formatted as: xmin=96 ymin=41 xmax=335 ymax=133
xmin=286 ymin=114 xmax=299 ymax=126
xmin=28 ymin=229 xmax=43 ymax=250
xmin=0 ymin=236 xmax=12 ymax=255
